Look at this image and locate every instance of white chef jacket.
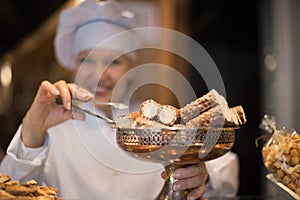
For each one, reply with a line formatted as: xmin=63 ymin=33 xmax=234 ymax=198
xmin=0 ymin=107 xmax=239 ymax=199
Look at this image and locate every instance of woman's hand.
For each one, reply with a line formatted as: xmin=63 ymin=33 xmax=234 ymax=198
xmin=21 ymin=80 xmax=94 ymax=148
xmin=161 ymin=163 xmax=208 ymax=200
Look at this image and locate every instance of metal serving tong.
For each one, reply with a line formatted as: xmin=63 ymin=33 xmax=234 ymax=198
xmin=93 ymin=101 xmax=128 ymax=109
xmin=54 ymin=96 xmax=127 ymax=124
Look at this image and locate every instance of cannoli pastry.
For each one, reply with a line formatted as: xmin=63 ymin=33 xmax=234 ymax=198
xmin=157 ymin=105 xmax=180 ymax=126
xmin=232 ymin=105 xmax=247 ymax=125
xmin=185 ymin=105 xmax=226 ymax=128
xmin=172 ymin=124 xmax=186 ymax=128
xmin=133 ymin=116 xmax=168 ymax=128
xmin=116 ymin=89 xmax=246 ymax=130
xmin=140 ymin=99 xmax=161 ymax=119
xmin=180 ymin=89 xmax=227 ymax=123
xmin=224 ymin=107 xmax=244 ymax=127
xmin=115 ymin=112 xmax=166 ymax=128
xmin=115 ymin=112 xmax=140 ymax=128
xmin=115 ymin=112 xmax=167 ymax=128
xmin=185 ymin=105 xmax=241 ymax=128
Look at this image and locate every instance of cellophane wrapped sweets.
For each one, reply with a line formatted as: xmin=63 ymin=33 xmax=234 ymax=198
xmin=260 ymin=115 xmax=300 ymax=196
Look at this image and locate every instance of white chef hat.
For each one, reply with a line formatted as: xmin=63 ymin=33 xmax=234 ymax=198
xmin=54 ymin=0 xmax=138 ymax=69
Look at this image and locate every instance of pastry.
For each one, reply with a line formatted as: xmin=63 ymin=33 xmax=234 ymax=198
xmin=180 ymin=89 xmax=227 ymax=123
xmin=157 ymin=105 xmax=180 ymax=126
xmin=140 ymin=99 xmax=161 ymax=119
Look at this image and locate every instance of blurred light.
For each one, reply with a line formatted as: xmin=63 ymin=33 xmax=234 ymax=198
xmin=0 ymin=61 xmax=12 ymax=87
xmin=264 ymin=54 xmax=277 ymax=72
xmin=75 ymin=0 xmax=85 ymax=5
xmin=122 ymin=10 xmax=134 ymax=18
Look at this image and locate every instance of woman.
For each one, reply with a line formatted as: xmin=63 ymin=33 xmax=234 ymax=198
xmin=0 ymin=0 xmax=239 ymax=199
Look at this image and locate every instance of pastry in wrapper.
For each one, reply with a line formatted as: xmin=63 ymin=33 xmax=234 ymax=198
xmin=260 ymin=115 xmax=300 ymax=197
xmin=0 ymin=173 xmax=63 ymax=200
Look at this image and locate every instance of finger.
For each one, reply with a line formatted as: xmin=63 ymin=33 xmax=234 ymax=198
xmin=69 ymin=84 xmax=94 ymax=102
xmin=174 ymin=163 xmax=207 ymax=179
xmin=72 ymin=110 xmax=86 ymax=121
xmin=161 ymin=171 xmax=166 ymax=179
xmin=35 ymin=81 xmax=60 ymax=104
xmin=186 ymin=185 xmax=206 ymax=200
xmin=173 ymin=175 xmax=204 ymax=191
xmin=54 ymin=80 xmax=72 ymax=110
xmin=51 ymin=108 xmax=85 ymax=122
xmin=39 ymin=80 xmax=60 ymax=96
xmin=60 ymin=110 xmax=73 ymax=122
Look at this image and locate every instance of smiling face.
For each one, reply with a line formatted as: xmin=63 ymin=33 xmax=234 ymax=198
xmin=74 ymin=49 xmax=132 ymax=111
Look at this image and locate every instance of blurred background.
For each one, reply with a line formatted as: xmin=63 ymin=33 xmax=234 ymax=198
xmin=0 ymin=0 xmax=300 ymax=197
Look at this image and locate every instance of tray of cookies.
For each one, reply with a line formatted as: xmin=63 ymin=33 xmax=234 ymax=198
xmin=0 ymin=173 xmax=63 ymax=200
